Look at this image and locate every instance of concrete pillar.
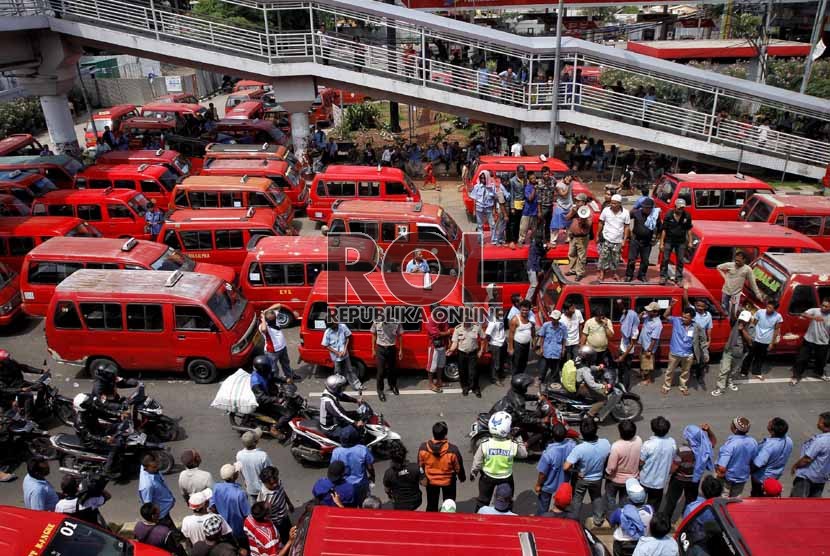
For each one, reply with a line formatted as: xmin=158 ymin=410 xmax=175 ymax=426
xmin=270 ymin=76 xmax=317 ymax=159
xmin=289 ymin=111 xmax=311 ymax=158
xmin=40 ymin=95 xmax=80 ymax=156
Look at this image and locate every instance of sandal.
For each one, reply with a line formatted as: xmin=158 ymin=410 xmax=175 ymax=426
xmin=661 ymin=386 xmax=670 ymax=395
xmin=790 ymin=378 xmax=799 ymax=386
xmin=680 ymin=388 xmax=689 ymax=396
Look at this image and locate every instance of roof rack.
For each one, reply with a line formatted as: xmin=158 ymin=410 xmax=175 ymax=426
xmin=241 ymin=175 xmax=249 ymax=183
xmin=735 ymin=173 xmax=745 ymax=180
xmin=332 ymin=199 xmax=344 ymax=210
xmin=104 ymin=186 xmax=114 ymax=195
xmin=261 ymin=143 xmax=269 ymax=151
xmin=121 ymin=237 xmax=138 ymax=251
xmin=165 ymin=270 xmax=184 ymax=287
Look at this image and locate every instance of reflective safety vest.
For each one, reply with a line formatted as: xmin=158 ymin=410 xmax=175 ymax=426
xmin=482 ymin=438 xmax=518 ymax=479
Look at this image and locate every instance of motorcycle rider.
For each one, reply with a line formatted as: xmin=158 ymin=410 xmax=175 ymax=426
xmin=319 ymin=375 xmax=363 ymax=440
xmin=574 ymin=346 xmax=610 ymax=418
xmin=73 ymin=393 xmax=129 ymax=478
xmin=491 ymin=374 xmax=542 ymax=429
xmin=0 ymin=350 xmax=45 ymax=418
xmin=90 ymin=361 xmax=139 ymax=410
xmin=471 ymin=411 xmax=527 ymax=511
xmin=249 ymin=355 xmax=292 ymax=439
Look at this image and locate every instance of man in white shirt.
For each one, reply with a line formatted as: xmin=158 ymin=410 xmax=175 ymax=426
xmin=598 ymin=194 xmax=631 ymax=281
xmin=260 ymin=303 xmax=299 ymax=381
xmin=510 ymin=140 xmax=523 ymax=157
xmin=178 ymin=449 xmax=214 ymax=504
xmin=236 ymin=430 xmax=272 ymax=503
xmin=485 ymin=307 xmax=507 ymax=385
xmin=561 ymin=301 xmax=585 ymax=362
xmin=181 ymin=488 xmax=233 ymax=545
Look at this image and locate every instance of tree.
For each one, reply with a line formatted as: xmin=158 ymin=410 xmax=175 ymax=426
xmin=191 ymin=0 xmax=262 ymax=29
xmin=730 ymin=11 xmax=769 ymax=83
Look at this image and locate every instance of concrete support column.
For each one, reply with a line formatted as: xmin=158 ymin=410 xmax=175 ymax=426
xmin=40 ymin=94 xmax=80 ymax=156
xmin=289 ymin=111 xmax=311 ymax=158
xmin=271 ymin=76 xmax=317 ymax=160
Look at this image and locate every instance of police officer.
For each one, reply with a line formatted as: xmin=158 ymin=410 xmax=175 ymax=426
xmin=470 ymin=411 xmax=527 ymax=511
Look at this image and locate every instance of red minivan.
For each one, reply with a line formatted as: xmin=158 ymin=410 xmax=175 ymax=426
xmin=740 ymin=193 xmax=830 ymax=250
xmin=0 ymin=217 xmax=101 ymax=271
xmin=46 ymin=269 xmax=257 ymax=383
xmin=0 ymin=263 xmax=22 ymax=326
xmin=74 ymin=163 xmax=178 ymax=206
xmin=0 ymin=155 xmax=84 ymax=189
xmin=31 ymin=188 xmax=152 ymax=240
xmin=652 ymin=173 xmax=774 ymax=221
xmin=21 ymin=236 xmax=235 ymax=317
xmin=97 ymin=149 xmax=192 ymax=177
xmin=0 ymin=134 xmax=43 ymax=156
xmin=225 ymin=100 xmax=265 ymax=120
xmin=199 ymin=158 xmax=307 ymax=210
xmin=84 ymin=104 xmax=139 ymax=147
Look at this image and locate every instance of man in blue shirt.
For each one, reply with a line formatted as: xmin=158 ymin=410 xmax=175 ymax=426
xmin=536 ymin=310 xmax=567 ymax=383
xmin=322 ymin=318 xmax=362 ymax=391
xmin=534 ymin=423 xmax=575 ymax=515
xmin=684 ymin=289 xmax=712 ymax=387
xmin=471 ymin=172 xmax=496 ymax=238
xmin=661 ymin=304 xmax=697 ymax=396
xmin=790 ymin=411 xmax=830 ymax=497
xmin=742 ymin=299 xmax=783 ymax=379
xmin=211 ymin=463 xmax=251 ymax=544
xmin=639 ymin=416 xmax=676 ymax=508
xmin=563 ymin=418 xmax=611 ymax=527
xmin=716 ymin=416 xmax=758 ymax=497
xmin=615 ymin=298 xmax=640 ymax=390
xmin=312 ymin=460 xmax=357 ymax=507
xmin=518 ymin=173 xmax=538 ymax=245
xmin=22 ymin=458 xmax=58 ymax=511
xmin=138 ymin=453 xmax=176 ymax=527
xmin=638 ymin=303 xmax=663 ymax=385
xmin=331 ymin=425 xmax=375 ymax=506
xmin=750 ymin=417 xmax=793 ymax=497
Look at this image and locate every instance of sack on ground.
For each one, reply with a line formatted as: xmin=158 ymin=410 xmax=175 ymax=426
xmin=561 ymin=360 xmax=577 ymax=392
xmin=211 ymin=368 xmax=258 ymax=414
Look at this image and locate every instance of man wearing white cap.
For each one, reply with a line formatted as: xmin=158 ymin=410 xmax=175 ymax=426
xmin=181 ymin=488 xmax=233 ymax=545
xmin=212 ymin=463 xmax=251 ymax=547
xmin=598 ymin=193 xmax=630 ymax=281
xmin=712 ymin=311 xmax=754 ymax=397
xmin=658 ymin=198 xmax=693 ymax=285
xmin=608 ymin=478 xmax=654 ymax=556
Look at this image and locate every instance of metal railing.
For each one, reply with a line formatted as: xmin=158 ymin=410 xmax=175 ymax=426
xmin=0 ymin=0 xmax=44 ymax=15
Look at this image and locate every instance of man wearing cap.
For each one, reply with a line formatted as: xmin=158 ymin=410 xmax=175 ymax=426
xmin=236 ymin=429 xmax=272 ymax=503
xmin=712 ymin=311 xmax=754 ymax=397
xmin=789 ymin=411 xmax=830 ymax=498
xmin=477 ymin=482 xmax=517 ymax=515
xmin=598 ymin=193 xmax=630 ymax=281
xmin=602 ymin=183 xmax=620 ymax=209
xmin=179 ymin=449 xmax=214 ymax=504
xmin=312 ymin=460 xmax=357 ymax=507
xmin=471 ymin=171 xmax=497 ymax=237
xmin=542 ymin=483 xmax=576 ymax=519
xmin=608 ymin=478 xmax=654 ymax=556
xmin=536 ymin=310 xmax=567 ymax=384
xmin=658 ymin=199 xmax=692 ymax=285
xmin=190 ymin=514 xmax=239 ymax=556
xmin=566 ymin=196 xmax=592 ymax=281
xmin=331 ymin=425 xmax=375 ymax=506
xmin=212 ymin=463 xmax=251 ymax=546
xmin=626 ymin=197 xmax=661 ymax=283
xmin=715 ymin=416 xmax=758 ymax=497
xmin=750 ymin=417 xmax=792 ymax=497
xmin=759 ymin=478 xmax=783 ymax=497
xmin=638 ymin=303 xmax=663 ymax=384
xmin=181 ymin=488 xmax=233 ymax=546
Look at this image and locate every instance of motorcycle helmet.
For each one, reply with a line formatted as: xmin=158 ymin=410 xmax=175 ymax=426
xmin=488 ymin=411 xmax=512 ymax=439
xmin=92 ymin=360 xmax=117 ymax=381
xmin=281 ymin=383 xmax=300 ymax=399
xmin=0 ymin=349 xmax=9 ymax=361
xmin=510 ymin=374 xmax=535 ymax=395
xmin=252 ymin=355 xmax=271 ymax=376
xmin=73 ymin=393 xmax=90 ymax=411
xmin=325 ymin=374 xmax=348 ymax=394
xmin=575 ymin=345 xmax=596 ymax=367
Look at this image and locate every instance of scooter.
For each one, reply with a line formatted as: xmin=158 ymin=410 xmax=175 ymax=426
xmin=545 ymin=379 xmax=643 ymax=425
xmin=288 ymin=401 xmax=401 ymax=465
xmin=24 ymin=369 xmax=76 ymax=427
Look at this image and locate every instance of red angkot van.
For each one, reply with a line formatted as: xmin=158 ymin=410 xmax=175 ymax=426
xmin=0 ymin=155 xmax=84 ymax=189
xmin=233 ymin=80 xmax=269 ymax=93
xmin=74 ymin=163 xmax=179 ymax=206
xmin=31 ymin=188 xmax=152 ymax=240
xmin=225 ymin=101 xmax=265 ymax=120
xmin=21 ymin=236 xmax=235 ymax=317
xmin=0 ymin=193 xmax=30 ymax=216
xmin=651 ymin=173 xmax=774 ymax=221
xmin=84 ymin=104 xmax=139 ymax=147
xmin=740 ymin=193 xmax=830 ymax=250
xmin=46 ymin=269 xmax=257 ymax=383
xmin=0 ymin=134 xmax=43 ymax=156
xmin=0 ymin=263 xmax=22 ymax=326
xmin=0 ymin=217 xmax=101 ymax=271
xmin=199 ymin=158 xmax=307 ymax=210
xmin=97 ymin=149 xmax=192 ymax=177
xmin=153 ymin=93 xmax=199 ymax=104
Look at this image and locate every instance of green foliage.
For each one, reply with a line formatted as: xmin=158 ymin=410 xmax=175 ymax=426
xmin=599 ymin=68 xmax=687 ymax=104
xmin=191 ymin=0 xmax=262 ymax=29
xmin=336 ymin=103 xmax=382 ymax=134
xmin=730 ymin=13 xmax=763 ymax=42
xmin=689 ymin=59 xmax=830 ymax=100
xmin=0 ymin=97 xmax=45 ymax=137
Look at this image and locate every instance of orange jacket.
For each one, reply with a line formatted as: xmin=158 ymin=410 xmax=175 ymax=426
xmin=418 ymin=439 xmax=466 ymax=486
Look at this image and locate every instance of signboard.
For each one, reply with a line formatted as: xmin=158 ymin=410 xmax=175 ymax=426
xmin=164 ymin=75 xmax=183 ymax=92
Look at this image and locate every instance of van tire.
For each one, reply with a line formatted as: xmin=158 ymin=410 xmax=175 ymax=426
xmin=275 ymin=309 xmax=294 ymax=328
xmin=352 ymin=359 xmax=367 ymax=382
xmin=187 ymin=358 xmax=218 ymax=384
xmin=443 ymin=361 xmax=460 ymax=382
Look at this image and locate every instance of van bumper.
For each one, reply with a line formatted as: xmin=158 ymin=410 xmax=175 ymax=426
xmin=47 ymin=348 xmax=86 ymax=367
xmin=0 ymin=304 xmax=21 ymax=326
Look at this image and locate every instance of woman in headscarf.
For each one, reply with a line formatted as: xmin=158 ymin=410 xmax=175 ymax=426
xmin=660 ymin=424 xmax=717 ymax=520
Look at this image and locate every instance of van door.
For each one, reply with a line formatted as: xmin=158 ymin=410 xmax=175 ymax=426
xmin=174 ymin=305 xmax=222 ymax=372
xmin=78 ymin=301 xmax=126 ymax=368
xmin=23 ymin=260 xmax=83 ymax=316
xmin=106 ymin=202 xmax=137 ymax=238
xmin=124 ymin=303 xmax=175 ymax=370
xmin=179 ymin=230 xmax=213 ymax=262
xmin=400 ymin=308 xmax=427 ymax=369
xmin=214 ymin=229 xmax=245 ymax=267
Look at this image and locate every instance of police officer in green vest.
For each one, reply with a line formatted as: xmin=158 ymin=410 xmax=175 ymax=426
xmin=471 ymin=410 xmax=527 ymax=511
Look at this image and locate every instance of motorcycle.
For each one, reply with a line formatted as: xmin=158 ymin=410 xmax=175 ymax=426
xmin=229 ymin=390 xmax=318 ymax=440
xmin=545 ymin=372 xmax=643 ymax=425
xmin=468 ymin=393 xmax=580 ymax=457
xmin=16 ymin=368 xmax=76 ymax=427
xmin=0 ymin=413 xmax=56 ymax=462
xmin=288 ymin=401 xmax=401 ymax=465
xmin=86 ymin=384 xmax=181 ymax=443
xmin=51 ymin=425 xmax=173 ymax=479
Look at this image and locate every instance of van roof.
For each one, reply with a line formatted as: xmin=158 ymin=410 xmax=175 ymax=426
xmin=78 ymin=163 xmax=169 ymax=178
xmin=55 ymin=269 xmax=220 ymax=302
xmin=215 ymin=119 xmax=274 ymax=132
xmin=0 ymin=134 xmax=36 ymax=155
xmin=248 ymin=234 xmax=377 ymax=258
xmin=764 ymin=252 xmax=830 ymax=276
xmin=331 ymin=200 xmax=441 ymax=219
xmin=202 ymin=158 xmax=288 ymax=173
xmin=141 ymin=102 xmax=205 ymax=114
xmin=154 ymin=93 xmax=197 ymax=102
xmin=300 ymin=506 xmax=592 ymax=555
xmin=204 ymin=143 xmax=285 ymax=156
xmin=92 ymin=104 xmax=136 ymax=118
xmin=234 ymin=80 xmax=268 ymax=89
xmin=318 ymin=165 xmax=407 ymax=179
xmin=0 ymin=170 xmax=42 ymax=184
xmin=0 ymin=154 xmax=77 ymax=167
xmin=691 ymin=220 xmax=824 ymax=245
xmin=97 ymin=149 xmax=180 ymax=164
xmin=556 ymin=261 xmax=711 ymax=293
xmin=122 ymin=116 xmax=178 ymax=130
xmin=0 ymin=216 xmax=85 ymax=235
xmin=750 ymin=193 xmax=830 ymax=211
xmin=477 ymin=155 xmax=570 ymax=171
xmin=165 ymin=207 xmax=275 ymax=225
xmin=226 ymin=101 xmax=264 ymax=115
xmin=179 ymin=175 xmax=274 ymax=191
xmin=311 ymin=271 xmax=463 ymax=306
xmin=36 ymin=188 xmax=140 ymax=204
xmin=666 ymin=173 xmax=771 ymax=186
xmin=27 ymin=236 xmax=166 ymax=262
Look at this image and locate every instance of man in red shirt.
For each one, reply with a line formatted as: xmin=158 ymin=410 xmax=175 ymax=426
xmin=426 ymin=304 xmax=452 ymax=393
xmin=244 ymin=501 xmax=296 ymax=556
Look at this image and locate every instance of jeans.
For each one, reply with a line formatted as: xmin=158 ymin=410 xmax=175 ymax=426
xmin=539 ymin=206 xmax=553 ymax=242
xmin=605 ymin=480 xmax=627 ymax=516
xmin=426 ymin=482 xmax=457 ymax=511
xmin=512 ymin=342 xmax=531 ymax=374
xmin=564 ymin=344 xmax=579 ymax=362
xmin=477 ymin=473 xmax=513 ymax=510
xmin=475 ymin=209 xmax=495 ymax=236
xmin=525 ymin=270 xmax=539 ymax=301
xmin=507 ymin=211 xmax=522 ymax=244
xmin=617 ymin=346 xmax=632 ymax=390
xmin=265 ymin=348 xmax=293 ymax=379
xmin=570 ymin=478 xmax=604 ymax=526
xmin=791 ymin=476 xmax=826 ymax=498
xmin=489 ymin=344 xmax=504 ymax=381
xmin=644 ymin=486 xmax=664 ymax=510
xmin=375 ymin=345 xmax=397 ymax=392
xmin=334 ymin=358 xmax=363 ymax=391
xmin=539 ymin=357 xmax=562 ymax=384
xmin=742 ymin=341 xmax=770 ymax=376
xmin=492 ymin=215 xmax=506 ymax=244
xmin=660 ymin=242 xmax=686 ymax=282
xmin=793 ymin=340 xmax=828 ymax=379
xmin=626 ymin=237 xmax=652 ymax=280
xmin=721 ymin=291 xmax=741 ymax=320
xmin=536 ymin=490 xmax=552 ymax=515
xmin=458 ymin=350 xmax=479 ymax=393
xmin=661 ymin=477 xmax=698 ymax=520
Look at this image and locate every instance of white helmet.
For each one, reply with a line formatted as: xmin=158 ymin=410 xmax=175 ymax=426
xmin=325 ymin=374 xmax=348 ymax=394
xmin=488 ymin=411 xmax=512 ymax=438
xmin=73 ymin=393 xmax=90 ymax=411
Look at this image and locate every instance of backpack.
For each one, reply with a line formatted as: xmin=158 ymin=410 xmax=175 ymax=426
xmin=561 ymin=360 xmax=577 ymax=393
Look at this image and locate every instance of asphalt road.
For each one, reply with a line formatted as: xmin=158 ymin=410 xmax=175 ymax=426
xmin=1 ymin=178 xmax=828 ymax=533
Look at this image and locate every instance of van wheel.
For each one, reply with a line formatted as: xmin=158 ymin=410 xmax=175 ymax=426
xmin=187 ymin=359 xmax=218 ymax=384
xmin=352 ymin=359 xmax=367 ymax=383
xmin=443 ymin=361 xmax=460 ymax=382
xmin=275 ymin=309 xmax=293 ymax=328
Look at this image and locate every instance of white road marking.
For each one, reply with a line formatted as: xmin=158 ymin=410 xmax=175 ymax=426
xmin=734 ymin=377 xmax=826 ymax=385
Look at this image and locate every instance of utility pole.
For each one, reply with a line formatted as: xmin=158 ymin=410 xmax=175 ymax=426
xmin=385 ymin=0 xmax=401 ymax=133
xmin=757 ymin=0 xmax=774 ymax=84
xmin=548 ymin=0 xmax=564 ymax=158
xmin=801 ymin=0 xmax=828 ymax=94
xmin=76 ymin=63 xmax=98 ymax=140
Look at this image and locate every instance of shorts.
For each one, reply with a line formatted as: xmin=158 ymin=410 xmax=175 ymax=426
xmin=427 ymin=346 xmax=446 ymax=373
xmin=599 ymin=241 xmax=622 ymax=271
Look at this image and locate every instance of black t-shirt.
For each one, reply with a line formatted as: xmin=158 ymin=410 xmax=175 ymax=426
xmin=191 ymin=541 xmax=238 ymax=556
xmin=662 ymin=209 xmax=692 ymax=244
xmin=383 ymin=462 xmax=423 ymax=510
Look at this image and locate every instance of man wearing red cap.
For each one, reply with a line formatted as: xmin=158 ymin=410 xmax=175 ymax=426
xmin=761 ymin=478 xmax=782 ymax=497
xmin=542 ymin=483 xmax=577 ymax=519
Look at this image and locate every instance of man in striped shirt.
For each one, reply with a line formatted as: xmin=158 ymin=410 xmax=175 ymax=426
xmin=257 ymin=466 xmax=294 ymax=545
xmin=244 ymin=501 xmax=296 ymax=556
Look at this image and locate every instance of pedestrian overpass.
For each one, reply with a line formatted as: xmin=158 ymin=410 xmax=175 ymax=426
xmin=2 ymin=0 xmax=829 ymax=178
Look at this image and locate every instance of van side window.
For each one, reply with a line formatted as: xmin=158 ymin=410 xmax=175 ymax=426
xmin=381 ymin=222 xmax=401 ymax=242
xmin=316 ymin=181 xmax=326 ymax=196
xmin=181 ymin=231 xmax=213 ymax=250
xmin=86 ymin=263 xmax=119 ymax=269
xmin=250 ymin=192 xmax=271 ymax=207
xmin=418 ymin=225 xmax=446 ymax=243
xmin=482 ymin=261 xmax=503 ymax=283
xmin=348 ymin=222 xmax=378 ymax=237
xmin=677 ymin=187 xmax=692 ymax=206
xmin=262 ymin=263 xmax=305 ymax=286
xmin=215 ymin=230 xmax=244 ymax=250
xmin=723 ymin=189 xmax=750 ymax=208
xmin=28 ymin=261 xmax=83 ymax=284
xmin=247 ymin=263 xmax=263 ymax=285
xmin=191 ymin=191 xmax=219 ymax=208
xmin=221 ymin=191 xmax=243 ymax=208
xmin=140 ymin=180 xmax=161 ymax=193
xmin=694 ymin=189 xmax=721 ymax=208
xmin=8 ymin=237 xmax=34 ymax=256
xmin=504 ymin=260 xmax=528 ymax=282
xmin=307 ymin=263 xmax=324 ymax=285
xmin=590 ymin=296 xmax=617 ymax=320
xmin=787 ymin=216 xmax=822 ymax=236
xmin=77 ymin=204 xmax=103 ymax=221
xmin=789 ymin=286 xmax=817 ymax=315
xmin=385 ymin=181 xmax=407 ymax=195
xmin=0 ymin=240 xmax=6 ymax=256
xmin=126 ymin=304 xmax=164 ymax=331
xmin=174 ymin=189 xmax=188 ymax=207
xmin=89 ymin=179 xmax=111 ymax=189
xmin=824 ymin=217 xmax=830 ymax=236
xmin=307 ymin=301 xmax=328 ymax=330
xmin=108 ymin=204 xmax=132 ymax=218
xmin=80 ymin=302 xmax=123 ymax=330
xmin=47 ymin=204 xmax=74 ymax=217
xmin=329 ymin=219 xmax=346 ymax=234
xmin=163 ymin=230 xmax=182 ymax=250
xmin=175 ymin=306 xmax=215 ymax=331
xmin=32 ymin=204 xmax=47 ymax=216
xmin=114 ymin=179 xmax=135 ymax=190
xmin=54 ymin=301 xmax=82 ymax=329
xmin=358 ymin=181 xmax=380 ymax=197
xmin=326 ymin=181 xmax=355 ymax=196
xmin=563 ymin=293 xmax=585 ymax=314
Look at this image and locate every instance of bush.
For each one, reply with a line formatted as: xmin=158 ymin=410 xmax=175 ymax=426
xmin=339 ymin=103 xmax=382 ymax=132
xmin=0 ymin=97 xmax=45 ymax=137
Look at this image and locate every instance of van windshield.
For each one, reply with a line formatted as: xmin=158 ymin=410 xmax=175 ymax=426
xmin=208 ymin=285 xmax=248 ymax=329
xmin=44 ymin=518 xmax=132 ymax=556
xmin=63 ymin=158 xmax=84 ymax=175
xmin=751 ymin=258 xmax=787 ymax=302
xmin=151 ymin=247 xmax=196 ymax=271
xmin=538 ymin=269 xmax=563 ymax=315
xmin=174 ymin=156 xmax=191 ymax=175
xmin=0 ymin=265 xmax=13 ymax=286
xmin=159 ymin=170 xmax=177 ymax=191
xmin=745 ymin=199 xmax=772 ymax=222
xmin=285 ymin=167 xmax=300 ymax=188
xmin=441 ymin=211 xmax=459 ymax=242
xmin=128 ymin=194 xmax=149 ymax=217
xmin=67 ymin=223 xmax=102 ymax=238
